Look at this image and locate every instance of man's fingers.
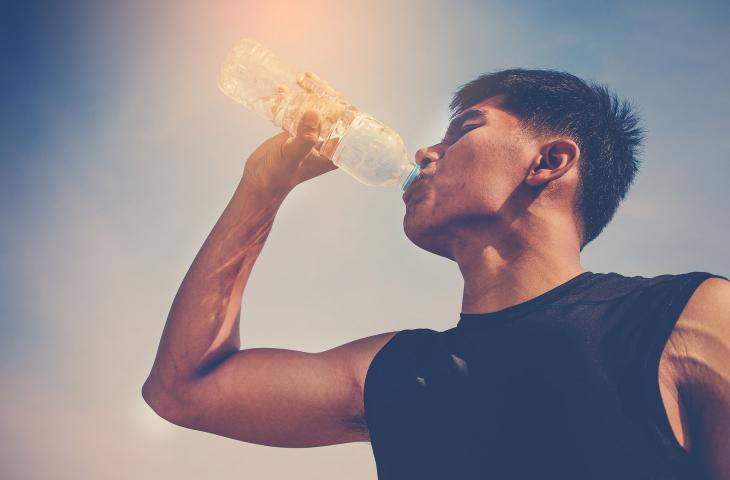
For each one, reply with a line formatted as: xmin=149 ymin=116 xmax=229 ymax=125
xmin=280 ymin=110 xmax=321 ymax=163
xmin=295 ymin=147 xmax=339 ymax=183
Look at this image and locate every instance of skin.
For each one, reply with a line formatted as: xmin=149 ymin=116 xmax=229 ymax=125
xmin=402 ymin=95 xmax=586 ymax=313
xmin=142 ymin=76 xmax=730 ymax=477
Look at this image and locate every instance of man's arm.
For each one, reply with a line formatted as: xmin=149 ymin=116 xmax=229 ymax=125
xmin=142 ymin=100 xmax=393 ymax=446
xmin=672 ymin=277 xmax=730 ymax=479
xmin=145 ymin=331 xmax=398 ymax=447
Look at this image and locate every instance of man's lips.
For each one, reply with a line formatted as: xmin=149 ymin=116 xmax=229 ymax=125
xmin=402 ymin=174 xmax=430 ymax=203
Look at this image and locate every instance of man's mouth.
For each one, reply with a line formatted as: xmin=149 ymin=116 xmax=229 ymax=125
xmin=402 ymin=174 xmax=428 ymax=203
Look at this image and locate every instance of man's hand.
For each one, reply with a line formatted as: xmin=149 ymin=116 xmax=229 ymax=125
xmin=241 ymin=110 xmax=338 ymax=196
xmin=241 ymin=72 xmax=348 ymax=196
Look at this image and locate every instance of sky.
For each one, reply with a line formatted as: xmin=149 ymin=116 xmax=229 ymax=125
xmin=1 ymin=0 xmax=729 ymax=478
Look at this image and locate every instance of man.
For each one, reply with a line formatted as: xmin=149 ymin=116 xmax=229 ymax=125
xmin=142 ymin=69 xmax=730 ymax=479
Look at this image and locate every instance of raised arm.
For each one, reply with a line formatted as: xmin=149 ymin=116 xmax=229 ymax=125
xmin=142 ymin=90 xmax=395 ymax=446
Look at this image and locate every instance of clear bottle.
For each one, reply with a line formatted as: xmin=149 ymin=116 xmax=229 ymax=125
xmin=218 ymin=38 xmax=421 ymax=190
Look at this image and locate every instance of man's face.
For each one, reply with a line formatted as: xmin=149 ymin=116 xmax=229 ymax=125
xmin=403 ymin=96 xmax=538 ymax=259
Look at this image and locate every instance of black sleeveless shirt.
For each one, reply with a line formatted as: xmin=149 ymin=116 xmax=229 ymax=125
xmin=363 ymin=271 xmax=728 ymax=479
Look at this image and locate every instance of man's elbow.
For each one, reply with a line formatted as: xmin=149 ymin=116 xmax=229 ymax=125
xmin=141 ymin=378 xmax=192 ymax=427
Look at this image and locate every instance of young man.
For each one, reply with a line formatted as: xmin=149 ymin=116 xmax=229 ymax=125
xmin=142 ymin=69 xmax=730 ymax=479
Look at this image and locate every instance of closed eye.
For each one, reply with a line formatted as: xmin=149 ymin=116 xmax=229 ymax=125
xmin=442 ymin=124 xmax=480 ymax=144
xmin=440 ymin=120 xmax=483 ymax=145
xmin=441 ymin=108 xmax=488 ymax=144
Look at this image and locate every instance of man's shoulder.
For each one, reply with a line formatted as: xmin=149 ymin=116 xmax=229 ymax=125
xmin=601 ymin=270 xmax=728 ymax=302
xmin=547 ymin=271 xmax=702 ymax=305
xmin=671 ymin=274 xmax=730 ymax=351
xmin=663 ymin=272 xmax=729 ymax=408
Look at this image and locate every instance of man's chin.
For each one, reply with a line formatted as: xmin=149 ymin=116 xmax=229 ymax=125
xmin=403 ymin=216 xmax=454 ymax=260
xmin=402 ymin=211 xmax=425 ymax=244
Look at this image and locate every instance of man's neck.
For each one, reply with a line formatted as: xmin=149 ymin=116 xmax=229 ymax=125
xmin=455 ymin=220 xmax=585 ymax=314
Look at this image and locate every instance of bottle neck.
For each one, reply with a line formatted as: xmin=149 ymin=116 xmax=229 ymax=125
xmin=401 ymin=164 xmax=421 ymax=191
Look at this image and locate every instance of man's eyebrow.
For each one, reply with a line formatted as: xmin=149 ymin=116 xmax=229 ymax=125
xmin=442 ymin=109 xmax=488 ymax=142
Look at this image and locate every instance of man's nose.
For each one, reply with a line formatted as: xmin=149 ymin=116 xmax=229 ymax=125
xmin=415 ymin=146 xmax=442 ymax=168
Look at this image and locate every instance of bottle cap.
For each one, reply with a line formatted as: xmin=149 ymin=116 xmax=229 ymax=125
xmin=401 ymin=164 xmax=421 ymax=191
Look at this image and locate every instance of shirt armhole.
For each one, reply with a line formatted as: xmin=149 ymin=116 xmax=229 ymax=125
xmin=363 ymin=329 xmax=411 ymax=432
xmin=642 ymin=272 xmax=730 ymax=460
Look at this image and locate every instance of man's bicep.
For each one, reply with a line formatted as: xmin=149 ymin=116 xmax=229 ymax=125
xmin=161 ymin=331 xmax=399 ymax=448
xmin=174 ymin=347 xmax=363 ymax=447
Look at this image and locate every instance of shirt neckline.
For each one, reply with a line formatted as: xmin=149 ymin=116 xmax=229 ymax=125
xmin=457 ymin=271 xmax=595 ymax=328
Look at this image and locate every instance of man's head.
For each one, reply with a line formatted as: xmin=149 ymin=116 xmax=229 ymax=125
xmin=403 ymin=68 xmax=644 ymax=260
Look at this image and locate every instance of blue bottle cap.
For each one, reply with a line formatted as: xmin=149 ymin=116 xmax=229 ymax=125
xmin=401 ymin=164 xmax=421 ymax=191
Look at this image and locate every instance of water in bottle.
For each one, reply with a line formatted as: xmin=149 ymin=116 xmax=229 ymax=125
xmin=218 ymin=39 xmax=421 ymax=190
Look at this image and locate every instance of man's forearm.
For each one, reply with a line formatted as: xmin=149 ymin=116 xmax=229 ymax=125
xmin=144 ymin=178 xmax=287 ymax=395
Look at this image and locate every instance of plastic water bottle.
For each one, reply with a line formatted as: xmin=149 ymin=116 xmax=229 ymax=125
xmin=218 ymin=39 xmax=421 ymax=190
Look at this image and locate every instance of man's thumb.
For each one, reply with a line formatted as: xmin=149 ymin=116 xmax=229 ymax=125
xmin=281 ymin=110 xmax=321 ymax=162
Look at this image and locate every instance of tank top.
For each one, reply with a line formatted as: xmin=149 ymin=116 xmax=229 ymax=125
xmin=363 ymin=270 xmax=728 ymax=479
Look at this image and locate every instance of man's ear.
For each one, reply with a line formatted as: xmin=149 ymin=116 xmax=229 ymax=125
xmin=525 ymin=139 xmax=580 ymax=187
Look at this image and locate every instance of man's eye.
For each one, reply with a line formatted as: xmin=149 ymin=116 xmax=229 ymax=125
xmin=441 ymin=124 xmax=480 ymax=145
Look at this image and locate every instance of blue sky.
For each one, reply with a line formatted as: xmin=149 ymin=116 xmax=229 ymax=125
xmin=1 ymin=0 xmax=729 ymax=478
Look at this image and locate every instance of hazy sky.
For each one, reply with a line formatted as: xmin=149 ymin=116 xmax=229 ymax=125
xmin=2 ymin=0 xmax=729 ymax=478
